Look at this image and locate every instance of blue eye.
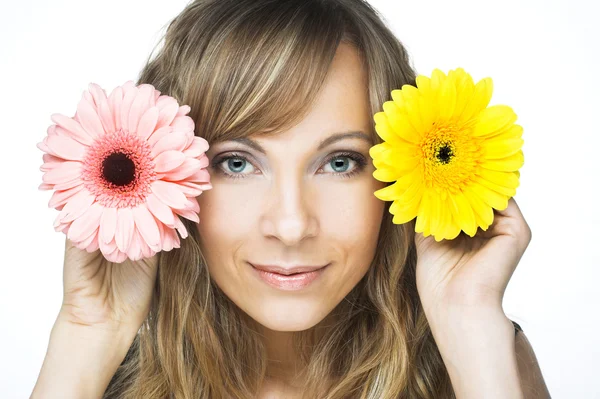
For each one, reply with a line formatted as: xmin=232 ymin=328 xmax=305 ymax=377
xmin=211 ymin=151 xmax=367 ymax=180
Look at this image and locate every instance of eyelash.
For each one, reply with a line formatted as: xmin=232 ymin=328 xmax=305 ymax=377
xmin=211 ymin=151 xmax=368 ymax=180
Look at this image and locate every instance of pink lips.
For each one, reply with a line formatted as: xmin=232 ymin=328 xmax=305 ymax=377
xmin=249 ymin=263 xmax=328 ymax=291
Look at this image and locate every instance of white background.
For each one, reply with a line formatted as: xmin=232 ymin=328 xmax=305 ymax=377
xmin=1 ymin=0 xmax=598 ymax=397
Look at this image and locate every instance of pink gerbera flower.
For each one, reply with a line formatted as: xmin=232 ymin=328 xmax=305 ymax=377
xmin=37 ymin=81 xmax=212 ymax=263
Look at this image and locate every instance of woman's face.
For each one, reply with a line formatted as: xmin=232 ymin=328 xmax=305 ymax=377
xmin=196 ymin=43 xmax=386 ymax=332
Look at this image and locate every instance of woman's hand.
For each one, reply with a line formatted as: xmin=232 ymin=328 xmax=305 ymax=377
xmin=58 ymin=237 xmax=160 ymax=335
xmin=415 ymin=197 xmax=532 ymax=320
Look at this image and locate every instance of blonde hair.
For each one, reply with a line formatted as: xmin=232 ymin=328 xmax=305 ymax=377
xmin=104 ymin=0 xmax=458 ymax=397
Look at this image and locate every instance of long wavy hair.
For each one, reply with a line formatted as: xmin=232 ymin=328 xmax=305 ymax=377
xmin=103 ymin=0 xmax=459 ymax=397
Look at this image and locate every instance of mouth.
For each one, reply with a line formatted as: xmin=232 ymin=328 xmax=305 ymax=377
xmin=249 ymin=263 xmax=329 ymax=275
xmin=248 ymin=262 xmax=330 ymax=291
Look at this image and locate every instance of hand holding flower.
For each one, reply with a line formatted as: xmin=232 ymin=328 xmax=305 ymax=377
xmin=414 ymin=197 xmax=532 ymax=320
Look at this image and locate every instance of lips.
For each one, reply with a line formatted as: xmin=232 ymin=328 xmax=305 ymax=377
xmin=249 ymin=262 xmax=328 ymax=290
xmin=249 ymin=263 xmax=329 ymax=275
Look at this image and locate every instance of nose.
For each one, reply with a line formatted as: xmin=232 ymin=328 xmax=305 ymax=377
xmin=260 ymin=170 xmax=319 ymax=246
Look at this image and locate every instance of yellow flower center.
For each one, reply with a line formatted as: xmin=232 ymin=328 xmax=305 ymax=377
xmin=420 ymin=123 xmax=481 ymax=196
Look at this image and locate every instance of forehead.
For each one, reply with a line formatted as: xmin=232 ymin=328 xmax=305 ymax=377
xmin=251 ymin=43 xmax=372 ymax=150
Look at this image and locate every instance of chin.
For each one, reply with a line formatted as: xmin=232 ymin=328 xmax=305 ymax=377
xmin=247 ymin=297 xmax=333 ymax=332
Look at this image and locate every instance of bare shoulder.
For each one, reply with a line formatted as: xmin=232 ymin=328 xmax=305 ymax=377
xmin=514 ymin=326 xmax=553 ymax=398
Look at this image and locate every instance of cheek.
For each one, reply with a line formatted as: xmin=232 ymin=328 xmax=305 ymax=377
xmin=318 ymin=179 xmax=385 ymax=248
xmin=317 ymin=179 xmax=385 ymax=277
xmin=195 ymin=185 xmax=261 ymax=263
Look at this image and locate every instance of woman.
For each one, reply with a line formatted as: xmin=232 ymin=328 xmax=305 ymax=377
xmin=31 ymin=0 xmax=551 ymax=397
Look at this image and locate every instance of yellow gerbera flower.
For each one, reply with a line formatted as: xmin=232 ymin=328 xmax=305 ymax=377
xmin=370 ymin=68 xmax=524 ymax=241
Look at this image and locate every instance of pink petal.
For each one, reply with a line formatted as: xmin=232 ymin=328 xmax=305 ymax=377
xmin=187 ymin=197 xmax=200 ymax=213
xmin=42 ymin=161 xmax=82 ymax=184
xmin=126 ymin=227 xmax=143 ymax=261
xmin=128 ymin=84 xmax=154 ymax=135
xmin=57 ymin=189 xmax=96 ymax=224
xmin=54 ymin=178 xmax=84 ymax=191
xmin=43 ymin=152 xmax=65 ymax=165
xmin=147 ymin=126 xmax=173 ymax=148
xmin=108 ymin=86 xmax=124 ymax=132
xmin=198 ymin=154 xmax=209 ymax=168
xmin=176 ymin=105 xmax=191 ymax=116
xmin=41 ymin=156 xmax=64 ymax=172
xmin=173 ymin=215 xmax=188 ymax=239
xmin=111 ymin=250 xmax=129 ymax=264
xmin=76 ymin=97 xmax=106 ymax=139
xmin=45 ymin=134 xmax=88 ymax=161
xmin=184 ymin=131 xmax=195 ymax=147
xmin=36 ymin=140 xmax=51 ymax=154
xmin=183 ymin=137 xmax=210 ymax=158
xmin=151 ymin=179 xmax=188 ymax=209
xmin=88 ymin=83 xmax=116 ymax=134
xmin=132 ymin=204 xmax=161 ymax=251
xmin=99 ymin=237 xmax=118 ymax=257
xmin=145 ymin=192 xmax=175 ymax=228
xmin=174 ymin=181 xmax=203 ymax=197
xmin=155 ymin=100 xmax=179 ymax=130
xmin=170 ymin=115 xmax=194 ymax=132
xmin=140 ymin=238 xmax=156 ymax=259
xmin=86 ymin=83 xmax=107 ymax=108
xmin=174 ymin=208 xmax=199 ymax=224
xmin=84 ymin=231 xmax=100 ymax=253
xmin=159 ymin=222 xmax=180 ymax=251
xmin=67 ymin=202 xmax=103 ymax=243
xmin=48 ymin=185 xmax=85 ymax=209
xmin=186 ymin=168 xmax=211 ymax=183
xmin=115 ymin=207 xmax=134 ymax=253
xmin=153 ymin=150 xmax=186 ymax=173
xmin=120 ymin=85 xmax=138 ymax=134
xmin=77 ymin=228 xmax=98 ymax=250
xmin=99 ymin=207 xmax=117 ymax=244
xmin=137 ymin=106 xmax=160 ymax=140
xmin=151 ymin=131 xmax=188 ymax=158
xmin=162 ymin=157 xmax=203 ymax=181
xmin=39 ymin=183 xmax=53 ymax=190
xmin=50 ymin=114 xmax=95 ymax=146
xmin=47 ymin=124 xmax=58 ymax=137
xmin=156 ymin=221 xmax=169 ymax=251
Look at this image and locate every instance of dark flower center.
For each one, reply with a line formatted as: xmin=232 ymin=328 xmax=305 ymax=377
xmin=436 ymin=143 xmax=454 ymax=164
xmin=102 ymin=152 xmax=136 ymax=186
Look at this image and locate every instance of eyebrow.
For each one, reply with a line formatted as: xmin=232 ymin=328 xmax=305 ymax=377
xmin=229 ymin=131 xmax=373 ymax=154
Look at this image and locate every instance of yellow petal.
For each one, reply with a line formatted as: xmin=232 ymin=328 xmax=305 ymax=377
xmin=462 ymin=186 xmax=495 ymax=228
xmin=373 ymin=167 xmax=401 ymax=182
xmin=390 ymin=197 xmax=420 ymax=224
xmin=451 ymin=191 xmax=478 ymax=237
xmin=429 ymin=193 xmax=442 ymax=235
xmin=399 ymin=176 xmax=425 ymax=204
xmin=480 ymin=150 xmax=524 ymax=172
xmin=373 ymin=112 xmax=404 ymax=145
xmin=481 ymin=137 xmax=524 ymax=159
xmin=468 ymin=183 xmax=509 ymax=210
xmin=451 ymin=69 xmax=475 ymax=120
xmin=476 ymin=168 xmax=520 ymax=189
xmin=459 ymin=77 xmax=493 ymax=123
xmin=472 ymin=174 xmax=517 ymax=198
xmin=374 ymin=180 xmax=403 ymax=201
xmin=397 ymin=86 xmax=426 ymax=134
xmin=368 ymin=142 xmax=391 ymax=159
xmin=472 ymin=105 xmax=518 ymax=137
xmin=438 ymin=73 xmax=457 ymax=123
xmin=415 ymin=190 xmax=433 ymax=234
xmin=418 ymin=91 xmax=436 ymax=130
xmin=382 ymin=102 xmax=422 ymax=144
xmin=430 ymin=69 xmax=447 ymax=91
xmin=435 ymin=196 xmax=461 ymax=241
